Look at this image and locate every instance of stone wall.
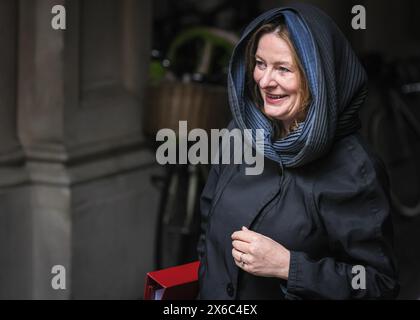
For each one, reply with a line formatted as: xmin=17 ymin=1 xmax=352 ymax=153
xmin=0 ymin=0 xmax=160 ymax=299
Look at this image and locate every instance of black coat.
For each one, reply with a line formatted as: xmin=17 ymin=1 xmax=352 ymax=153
xmin=197 ymin=126 xmax=399 ymax=299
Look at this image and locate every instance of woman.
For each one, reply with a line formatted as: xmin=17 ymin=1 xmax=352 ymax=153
xmin=197 ymin=3 xmax=399 ymax=299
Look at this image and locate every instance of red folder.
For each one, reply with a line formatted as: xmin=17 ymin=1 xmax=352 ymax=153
xmin=144 ymin=261 xmax=200 ymax=300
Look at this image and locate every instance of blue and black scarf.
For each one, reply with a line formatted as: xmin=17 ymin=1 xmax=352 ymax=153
xmin=228 ymin=3 xmax=368 ymax=168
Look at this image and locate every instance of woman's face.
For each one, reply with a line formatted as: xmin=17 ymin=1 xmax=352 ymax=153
xmin=253 ymin=32 xmax=302 ymax=127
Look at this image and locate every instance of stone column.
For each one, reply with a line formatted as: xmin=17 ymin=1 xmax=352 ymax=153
xmin=0 ymin=0 xmax=32 ymax=300
xmin=15 ymin=0 xmax=159 ymax=299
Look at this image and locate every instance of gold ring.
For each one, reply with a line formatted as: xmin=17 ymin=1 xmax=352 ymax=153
xmin=240 ymin=253 xmax=246 ymax=266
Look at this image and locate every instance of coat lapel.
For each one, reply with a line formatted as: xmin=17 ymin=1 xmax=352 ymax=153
xmin=223 ymin=158 xmax=282 ymax=229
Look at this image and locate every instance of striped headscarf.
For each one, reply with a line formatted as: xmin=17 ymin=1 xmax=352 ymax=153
xmin=228 ymin=3 xmax=368 ymax=168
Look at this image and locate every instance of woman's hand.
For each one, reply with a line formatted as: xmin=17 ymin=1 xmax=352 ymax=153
xmin=231 ymin=226 xmax=290 ymax=279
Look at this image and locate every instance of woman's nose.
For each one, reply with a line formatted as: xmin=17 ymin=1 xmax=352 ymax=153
xmin=259 ymin=70 xmax=276 ymax=88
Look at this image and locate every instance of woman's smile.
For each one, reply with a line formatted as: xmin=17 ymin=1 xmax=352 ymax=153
xmin=264 ymin=93 xmax=289 ymax=105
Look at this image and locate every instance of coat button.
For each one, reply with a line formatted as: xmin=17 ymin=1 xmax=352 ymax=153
xmin=226 ymin=283 xmax=234 ymax=297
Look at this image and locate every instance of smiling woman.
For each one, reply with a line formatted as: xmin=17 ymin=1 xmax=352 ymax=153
xmin=197 ymin=3 xmax=399 ymax=300
xmin=245 ymin=18 xmax=311 ymax=139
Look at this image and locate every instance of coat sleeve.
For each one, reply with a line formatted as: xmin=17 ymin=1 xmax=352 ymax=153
xmin=285 ymin=151 xmax=400 ymax=300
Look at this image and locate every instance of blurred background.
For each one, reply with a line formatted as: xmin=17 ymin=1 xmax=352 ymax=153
xmin=0 ymin=0 xmax=419 ymax=299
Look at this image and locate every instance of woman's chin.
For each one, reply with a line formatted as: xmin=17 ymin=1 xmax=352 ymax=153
xmin=263 ymin=105 xmax=287 ymax=120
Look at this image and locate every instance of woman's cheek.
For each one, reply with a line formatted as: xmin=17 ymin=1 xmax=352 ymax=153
xmin=281 ymin=74 xmax=299 ymax=91
xmin=253 ymin=75 xmax=258 ymax=84
xmin=253 ymin=69 xmax=262 ymax=83
xmin=290 ymin=76 xmax=300 ymax=91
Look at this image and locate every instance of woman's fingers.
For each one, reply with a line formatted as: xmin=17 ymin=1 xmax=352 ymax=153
xmin=232 ymin=248 xmax=249 ymax=270
xmin=232 ymin=248 xmax=243 ymax=262
xmin=232 ymin=239 xmax=249 ymax=253
xmin=231 ymin=226 xmax=258 ymax=242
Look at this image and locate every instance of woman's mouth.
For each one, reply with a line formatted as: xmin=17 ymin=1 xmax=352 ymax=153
xmin=265 ymin=93 xmax=289 ymax=105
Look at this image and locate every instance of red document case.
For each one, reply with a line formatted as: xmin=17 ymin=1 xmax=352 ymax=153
xmin=144 ymin=261 xmax=200 ymax=300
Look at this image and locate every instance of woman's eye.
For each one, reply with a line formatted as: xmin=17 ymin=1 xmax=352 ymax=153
xmin=277 ymin=66 xmax=290 ymax=73
xmin=255 ymin=60 xmax=265 ymax=69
